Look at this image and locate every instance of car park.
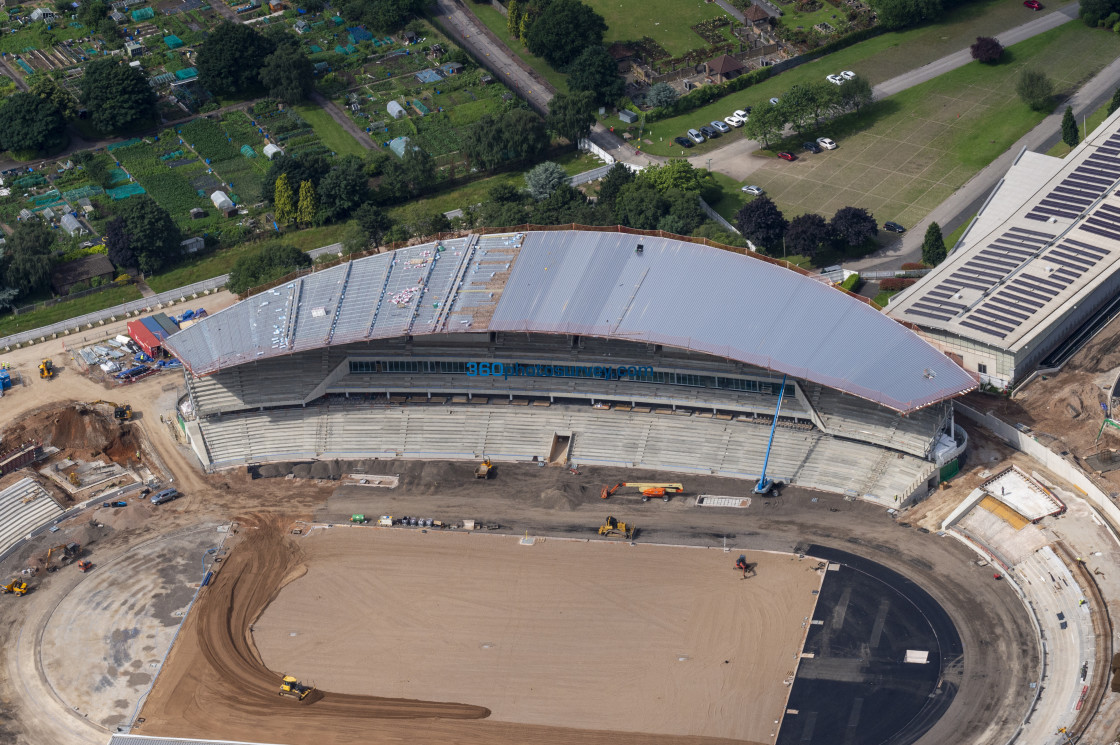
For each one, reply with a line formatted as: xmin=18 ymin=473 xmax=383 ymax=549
xmin=840 ymin=70 xmax=856 ymax=80
xmin=699 ymin=125 xmax=720 ymax=139
xmin=741 ymin=185 xmax=765 ymax=195
xmin=724 ymin=115 xmax=744 ymax=128
xmin=1024 ymin=0 xmax=1042 ymax=8
xmin=674 ymin=136 xmax=694 ymax=148
xmin=151 ymin=488 xmax=181 ymax=505
xmin=777 ymin=151 xmax=797 ymax=161
xmin=803 ymin=141 xmax=821 ymax=154
xmin=826 ymin=74 xmax=844 ymax=85
xmin=734 ymin=108 xmax=750 ymax=119
xmin=817 ymin=137 xmax=837 ymax=150
xmin=884 ymin=221 xmax=906 ymax=233
xmin=711 ymin=120 xmax=731 ymax=133
xmin=769 ymin=97 xmax=780 ymax=106
xmin=687 ymin=128 xmax=705 ymax=144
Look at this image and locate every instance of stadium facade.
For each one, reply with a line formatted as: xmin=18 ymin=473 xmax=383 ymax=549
xmin=888 ymin=107 xmax=1120 ymax=389
xmin=168 ymin=229 xmax=976 ymax=505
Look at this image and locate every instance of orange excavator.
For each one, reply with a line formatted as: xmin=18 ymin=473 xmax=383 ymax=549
xmin=600 ymin=482 xmax=684 ymax=502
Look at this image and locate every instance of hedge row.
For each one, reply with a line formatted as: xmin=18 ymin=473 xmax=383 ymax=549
xmin=879 ymin=277 xmax=918 ymax=291
xmin=646 ymin=66 xmax=774 ymax=122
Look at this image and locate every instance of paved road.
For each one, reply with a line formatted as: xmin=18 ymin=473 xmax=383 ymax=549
xmin=850 ymin=49 xmax=1120 ymax=273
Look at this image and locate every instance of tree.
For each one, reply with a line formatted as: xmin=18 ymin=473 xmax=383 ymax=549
xmin=29 ymin=75 xmax=77 ymax=120
xmin=4 ymin=220 xmax=54 ymax=297
xmin=1109 ymin=87 xmax=1120 ymax=116
xmin=785 ymin=213 xmax=830 ymax=258
xmin=645 ymin=82 xmax=678 ymax=109
xmin=596 ymin=162 xmax=635 ymax=210
xmin=639 ymin=160 xmax=706 ymax=194
xmin=265 ymin=152 xmax=330 ymax=205
xmin=507 ymin=0 xmax=521 ymax=38
xmin=1062 ymin=105 xmax=1080 ymax=149
xmin=0 ymin=93 xmax=65 ymax=154
xmin=838 ymin=75 xmax=873 ymax=113
xmin=1016 ymin=69 xmax=1053 ymax=112
xmin=871 ymin=0 xmax=942 ymax=30
xmin=613 ymin=182 xmax=668 ymax=230
xmin=336 ymin=0 xmax=425 ymax=32
xmin=104 ymin=218 xmax=134 ymax=269
xmin=259 ymin=45 xmax=314 ymax=104
xmin=273 ymin=173 xmax=296 ymax=224
xmin=79 ymin=58 xmax=157 ymax=134
xmin=297 ymin=180 xmax=318 ymax=226
xmin=1081 ymin=0 xmax=1120 ymax=26
xmin=526 ymin=0 xmax=607 ymax=68
xmin=316 ymin=156 xmax=369 ymax=223
xmin=355 ymin=203 xmax=393 ymax=247
xmin=463 ymin=115 xmax=507 ymax=170
xmin=227 ymin=243 xmax=311 ymax=294
xmin=501 ymin=109 xmax=548 ymax=162
xmin=970 ymin=36 xmax=1003 ymax=64
xmin=736 ymin=197 xmax=788 ymax=252
xmin=197 ymin=22 xmax=277 ymax=96
xmin=780 ymin=83 xmax=825 ymax=134
xmin=77 ymin=0 xmax=109 ymax=26
xmin=566 ymin=46 xmax=623 ymax=106
xmin=664 ymin=190 xmax=707 ymax=234
xmin=341 ymin=220 xmax=369 ymax=256
xmin=546 ymin=91 xmax=596 ymax=143
xmin=400 ymin=147 xmax=436 ymax=192
xmin=744 ymin=104 xmax=785 ymax=148
xmin=114 ymin=196 xmax=182 ymax=274
xmin=830 ymin=206 xmax=878 ymax=249
xmin=922 ymin=222 xmax=947 ymax=266
xmin=525 ymin=161 xmax=569 ymax=200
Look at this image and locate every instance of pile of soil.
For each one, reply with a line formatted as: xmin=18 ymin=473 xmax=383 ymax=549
xmin=2 ymin=404 xmax=140 ymax=467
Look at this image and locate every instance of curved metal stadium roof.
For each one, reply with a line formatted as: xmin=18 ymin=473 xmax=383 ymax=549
xmin=165 ymin=230 xmax=976 ymax=413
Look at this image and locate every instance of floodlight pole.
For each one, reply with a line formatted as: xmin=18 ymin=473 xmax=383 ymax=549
xmin=754 ymin=374 xmax=787 ymax=495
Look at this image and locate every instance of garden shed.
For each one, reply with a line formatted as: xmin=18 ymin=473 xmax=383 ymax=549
xmin=619 ymin=109 xmax=638 ymax=124
xmin=51 ymin=255 xmax=114 ymax=295
xmin=263 ymin=143 xmax=283 ymax=159
xmin=181 ymin=236 xmax=205 ymax=253
xmin=440 ymin=62 xmax=464 ymax=76
xmin=210 ymin=190 xmax=234 ymax=210
xmin=387 ymin=100 xmax=406 ymax=119
xmin=294 ymin=19 xmax=309 ymax=33
xmin=125 ymin=41 xmax=143 ymax=57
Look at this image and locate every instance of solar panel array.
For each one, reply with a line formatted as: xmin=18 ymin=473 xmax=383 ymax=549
xmin=1026 ymin=131 xmax=1120 ymax=222
xmin=902 ymin=227 xmax=1054 ymax=325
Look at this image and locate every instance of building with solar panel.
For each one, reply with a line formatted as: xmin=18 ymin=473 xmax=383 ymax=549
xmin=887 ymin=108 xmax=1120 ymax=389
xmin=166 ymin=230 xmax=976 ymax=505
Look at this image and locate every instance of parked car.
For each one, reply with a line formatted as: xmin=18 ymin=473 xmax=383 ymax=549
xmin=817 ymin=137 xmax=837 ymax=150
xmin=803 ymin=141 xmax=822 ymax=154
xmin=674 ymin=136 xmax=694 ymax=148
xmin=777 ymin=151 xmax=797 ymax=161
xmin=840 ymin=70 xmax=857 ymax=80
xmin=734 ymin=108 xmax=751 ymax=119
xmin=699 ymin=125 xmax=720 ymax=139
xmin=741 ymin=185 xmax=765 ymax=195
xmin=101 ymin=501 xmax=127 ymax=508
xmin=151 ymin=488 xmax=181 ymax=505
xmin=711 ymin=120 xmax=731 ymax=133
xmin=724 ymin=115 xmax=744 ymax=128
xmin=1024 ymin=0 xmax=1042 ymax=8
xmin=687 ymin=128 xmax=705 ymax=144
xmin=826 ymin=74 xmax=844 ymax=85
xmin=884 ymin=221 xmax=906 ymax=233
xmin=769 ymin=97 xmax=780 ymax=106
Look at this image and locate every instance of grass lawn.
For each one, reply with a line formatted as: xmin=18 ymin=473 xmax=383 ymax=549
xmin=583 ymin=0 xmax=733 ymax=57
xmin=873 ymin=289 xmax=900 ymax=307
xmin=0 ymin=285 xmax=143 ymax=340
xmin=468 ymin=3 xmax=570 ymax=94
xmin=772 ymin=0 xmax=847 ymax=35
xmin=944 ymin=213 xmax=973 ymax=251
xmin=292 ymin=104 xmax=366 ymax=158
xmin=699 ymin=22 xmax=1120 ymax=242
xmin=1047 ymin=100 xmax=1115 ymax=157
xmin=633 ymin=0 xmax=1077 ymax=156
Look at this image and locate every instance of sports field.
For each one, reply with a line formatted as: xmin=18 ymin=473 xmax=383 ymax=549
xmin=140 ymin=520 xmax=824 ymax=745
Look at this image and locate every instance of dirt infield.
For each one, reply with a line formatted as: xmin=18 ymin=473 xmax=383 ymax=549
xmin=139 ymin=519 xmax=822 ymax=745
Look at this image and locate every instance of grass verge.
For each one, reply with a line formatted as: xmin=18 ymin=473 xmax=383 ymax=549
xmin=468 ymin=4 xmax=569 ymax=94
xmin=293 ymin=104 xmax=366 ymax=158
xmin=0 ymin=284 xmax=143 ymax=340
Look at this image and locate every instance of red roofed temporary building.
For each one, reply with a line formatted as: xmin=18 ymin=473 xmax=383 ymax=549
xmin=127 ymin=313 xmax=177 ymax=357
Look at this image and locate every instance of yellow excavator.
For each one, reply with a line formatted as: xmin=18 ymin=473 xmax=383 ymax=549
xmin=1 ymin=579 xmax=28 ymax=596
xmin=90 ymin=400 xmax=133 ymax=421
xmin=38 ymin=359 xmax=54 ymax=380
xmin=598 ymin=516 xmax=636 ymax=539
xmin=46 ymin=542 xmax=81 ymax=568
xmin=279 ymin=675 xmax=314 ymax=700
xmin=600 ymin=482 xmax=684 ymax=502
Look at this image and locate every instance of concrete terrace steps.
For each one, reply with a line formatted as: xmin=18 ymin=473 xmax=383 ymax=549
xmin=0 ymin=477 xmax=63 ymax=556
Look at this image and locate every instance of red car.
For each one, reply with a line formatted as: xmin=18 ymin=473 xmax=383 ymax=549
xmin=1023 ymin=0 xmax=1041 ymax=9
xmin=777 ymin=151 xmax=797 ymax=161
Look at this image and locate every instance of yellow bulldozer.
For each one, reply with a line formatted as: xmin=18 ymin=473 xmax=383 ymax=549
xmin=1 ymin=579 xmax=28 ymax=596
xmin=475 ymin=457 xmax=493 ymax=479
xmin=279 ymin=675 xmax=314 ymax=701
xmin=598 ymin=516 xmax=636 ymax=540
xmin=38 ymin=359 xmax=54 ymax=380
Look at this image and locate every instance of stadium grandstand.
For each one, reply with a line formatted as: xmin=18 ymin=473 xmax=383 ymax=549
xmin=167 ymin=229 xmax=976 ymax=505
xmin=888 ymin=107 xmax=1120 ymax=389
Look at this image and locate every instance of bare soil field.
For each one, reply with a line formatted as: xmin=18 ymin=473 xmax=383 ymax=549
xmin=138 ymin=518 xmax=820 ymax=745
